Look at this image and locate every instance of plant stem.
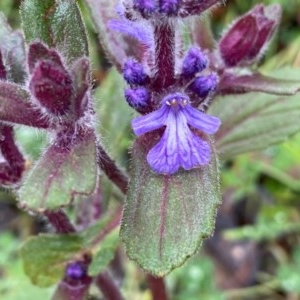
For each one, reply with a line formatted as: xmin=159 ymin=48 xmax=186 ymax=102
xmin=152 ymin=20 xmax=176 ymax=90
xmin=97 ymin=144 xmax=128 ymax=195
xmin=95 ymin=271 xmax=124 ymax=300
xmin=44 ymin=209 xmax=76 ymax=234
xmin=146 ymin=274 xmax=169 ymax=300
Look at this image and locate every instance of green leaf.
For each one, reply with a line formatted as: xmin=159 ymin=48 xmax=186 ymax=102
xmin=210 ymin=92 xmax=300 ymax=160
xmin=20 ymin=234 xmax=83 ymax=287
xmin=120 ymin=136 xmax=221 ymax=276
xmin=21 ymin=0 xmax=88 ymax=65
xmin=21 ymin=214 xmax=120 ymax=287
xmin=18 ymin=130 xmax=97 ymax=211
xmin=88 ymin=229 xmax=119 ymax=276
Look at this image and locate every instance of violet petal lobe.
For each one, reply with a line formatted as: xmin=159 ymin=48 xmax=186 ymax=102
xmin=131 ymin=105 xmax=168 ymax=135
xmin=184 ymin=105 xmax=221 ymax=134
xmin=108 ymin=19 xmax=153 ymax=47
xmin=132 ymin=92 xmax=220 ymax=174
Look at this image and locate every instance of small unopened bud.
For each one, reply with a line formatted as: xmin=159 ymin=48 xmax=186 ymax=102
xmin=190 ymin=74 xmax=218 ymax=98
xmin=123 ymin=59 xmax=147 ymax=85
xmin=160 ymin=0 xmax=180 ymax=15
xmin=133 ymin=0 xmax=158 ymax=16
xmin=66 ymin=262 xmax=86 ymax=280
xmin=125 ymin=87 xmax=150 ymax=109
xmin=181 ymin=47 xmax=207 ymax=77
xmin=219 ymin=4 xmax=281 ymax=67
xmin=30 ymin=60 xmax=73 ymax=116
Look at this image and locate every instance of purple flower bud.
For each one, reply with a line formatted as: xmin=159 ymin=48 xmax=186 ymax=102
xmin=66 ymin=262 xmax=86 ymax=280
xmin=219 ymin=4 xmax=281 ymax=67
xmin=30 ymin=60 xmax=73 ymax=116
xmin=190 ymin=74 xmax=218 ymax=98
xmin=181 ymin=47 xmax=207 ymax=77
xmin=123 ymin=59 xmax=147 ymax=85
xmin=159 ymin=0 xmax=180 ymax=15
xmin=133 ymin=0 xmax=158 ymax=16
xmin=124 ymin=87 xmax=150 ymax=110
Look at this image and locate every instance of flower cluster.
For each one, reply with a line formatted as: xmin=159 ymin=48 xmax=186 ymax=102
xmin=111 ymin=0 xmax=221 ymax=174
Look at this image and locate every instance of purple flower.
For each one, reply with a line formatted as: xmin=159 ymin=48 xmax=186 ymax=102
xmin=160 ymin=0 xmax=180 ymax=15
xmin=108 ymin=19 xmax=153 ymax=47
xmin=190 ymin=74 xmax=218 ymax=98
xmin=182 ymin=46 xmax=207 ymax=77
xmin=125 ymin=87 xmax=150 ymax=110
xmin=133 ymin=0 xmax=158 ymax=16
xmin=66 ymin=262 xmax=86 ymax=280
xmin=132 ymin=93 xmax=220 ymax=174
xmin=123 ymin=58 xmax=147 ymax=85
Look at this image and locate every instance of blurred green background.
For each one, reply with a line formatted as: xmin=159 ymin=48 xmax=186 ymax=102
xmin=1 ymin=0 xmax=300 ymax=299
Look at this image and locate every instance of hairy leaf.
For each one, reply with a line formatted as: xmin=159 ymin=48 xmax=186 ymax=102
xmin=21 ymin=0 xmax=88 ymax=65
xmin=20 ymin=234 xmax=83 ymax=287
xmin=120 ymin=136 xmax=221 ymax=276
xmin=88 ymin=229 xmax=119 ymax=276
xmin=210 ymin=92 xmax=300 ymax=160
xmin=0 ymin=81 xmax=49 ymax=128
xmin=21 ymin=214 xmax=119 ymax=287
xmin=18 ymin=130 xmax=97 ymax=211
xmin=218 ymin=72 xmax=300 ymax=95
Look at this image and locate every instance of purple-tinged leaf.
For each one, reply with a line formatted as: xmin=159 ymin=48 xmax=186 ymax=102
xmin=21 ymin=0 xmax=88 ymax=66
xmin=218 ymin=72 xmax=300 ymax=95
xmin=210 ymin=92 xmax=300 ymax=160
xmin=120 ymin=135 xmax=220 ymax=276
xmin=30 ymin=60 xmax=73 ymax=116
xmin=0 ymin=81 xmax=49 ymax=128
xmin=18 ymin=130 xmax=97 ymax=211
xmin=83 ymin=0 xmax=146 ymax=71
xmin=0 ymin=12 xmax=26 ymax=83
xmin=27 ymin=42 xmax=63 ymax=74
xmin=0 ymin=125 xmax=25 ymax=186
xmin=71 ymin=57 xmax=90 ymax=119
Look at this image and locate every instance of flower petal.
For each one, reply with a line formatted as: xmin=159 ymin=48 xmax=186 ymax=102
xmin=108 ymin=19 xmax=153 ymax=46
xmin=147 ymin=125 xmax=180 ymax=174
xmin=131 ymin=105 xmax=169 ymax=136
xmin=184 ymin=105 xmax=221 ymax=134
xmin=146 ymin=110 xmax=211 ymax=174
xmin=176 ymin=111 xmax=211 ymax=169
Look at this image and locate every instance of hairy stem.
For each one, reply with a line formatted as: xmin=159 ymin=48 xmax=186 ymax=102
xmin=146 ymin=274 xmax=169 ymax=300
xmin=97 ymin=144 xmax=128 ymax=195
xmin=95 ymin=271 xmax=124 ymax=300
xmin=44 ymin=209 xmax=76 ymax=234
xmin=152 ymin=20 xmax=176 ymax=90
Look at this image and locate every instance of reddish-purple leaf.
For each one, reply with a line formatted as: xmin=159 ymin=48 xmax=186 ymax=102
xmin=0 ymin=81 xmax=49 ymax=128
xmin=218 ymin=72 xmax=300 ymax=95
